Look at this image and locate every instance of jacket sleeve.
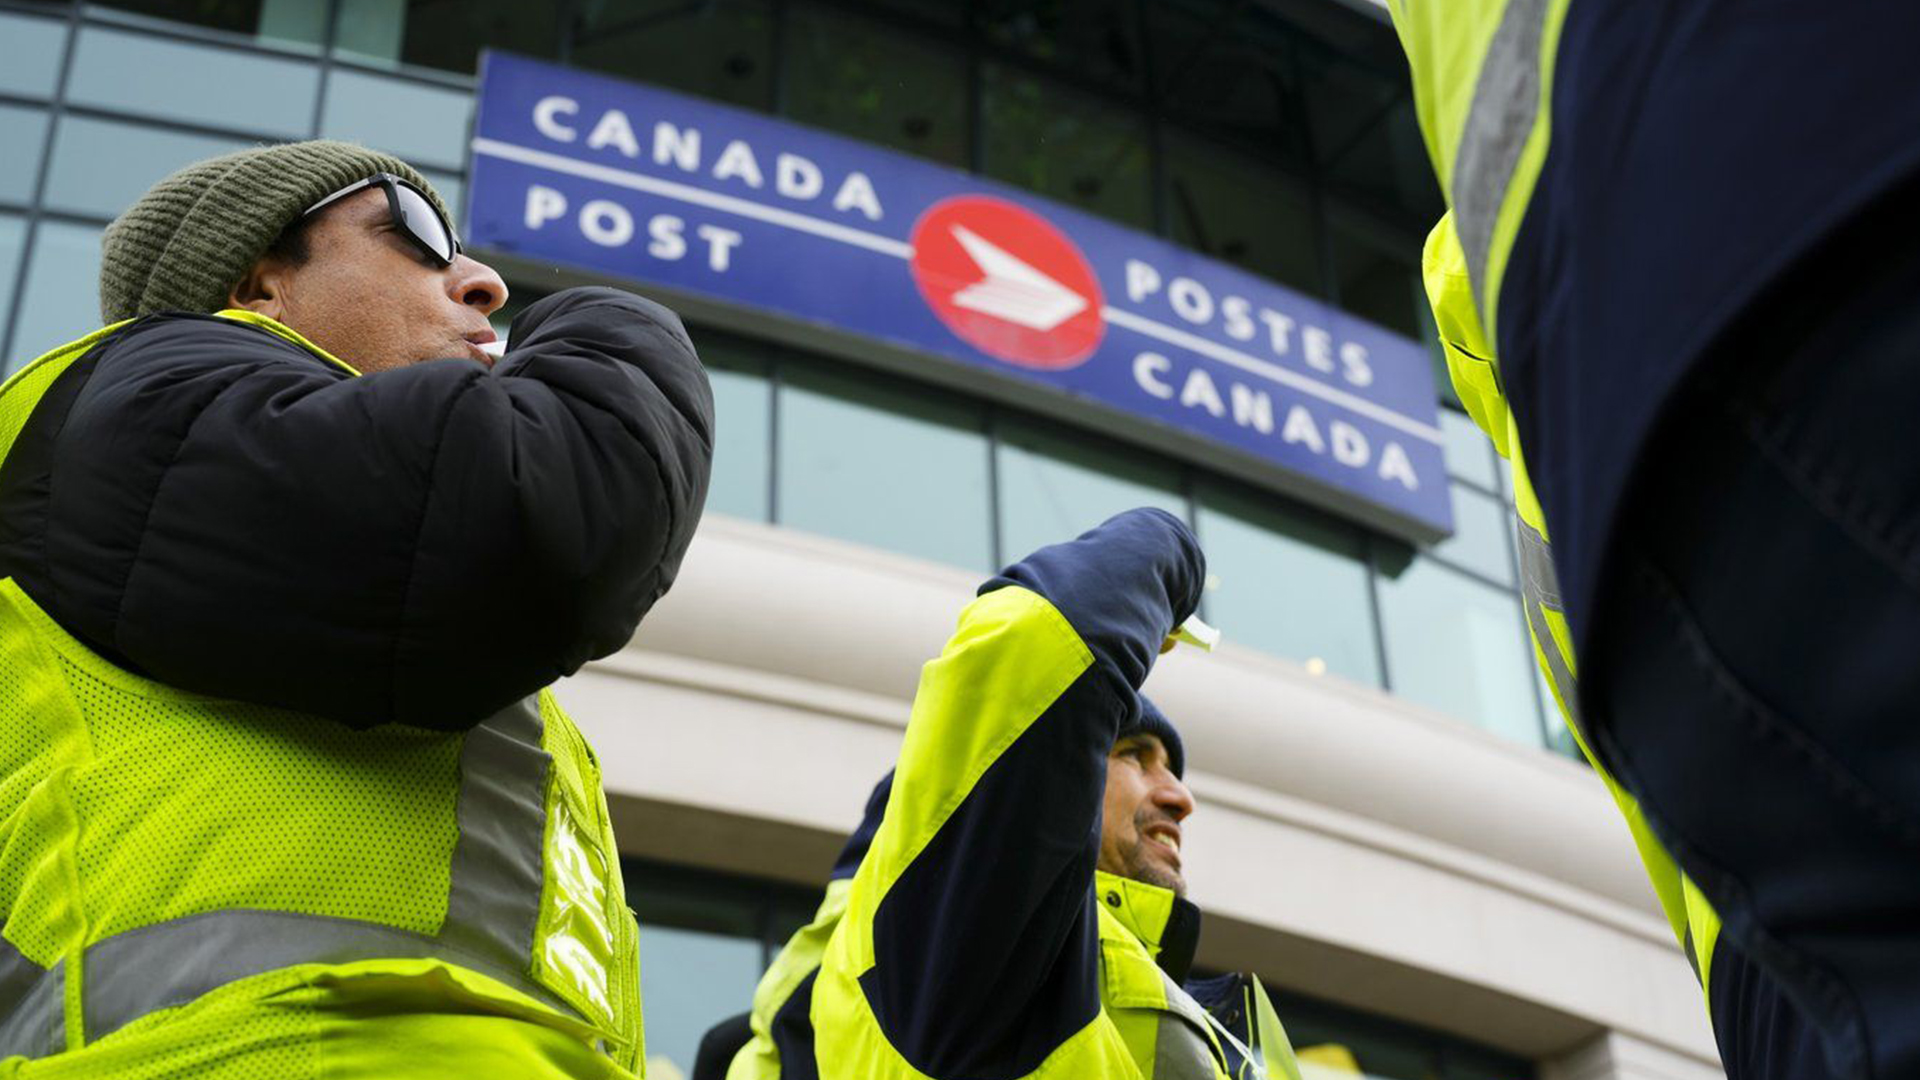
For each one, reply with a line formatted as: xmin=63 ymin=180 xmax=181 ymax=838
xmin=847 ymin=508 xmax=1203 ymax=1079
xmin=727 ymin=770 xmax=896 ymax=1080
xmin=11 ymin=287 xmax=712 ymax=730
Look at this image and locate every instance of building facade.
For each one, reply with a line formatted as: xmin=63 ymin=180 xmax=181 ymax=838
xmin=0 ymin=2 xmax=1721 ymax=1078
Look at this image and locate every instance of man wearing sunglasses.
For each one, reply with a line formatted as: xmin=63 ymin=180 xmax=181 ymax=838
xmin=0 ymin=140 xmax=713 ymax=1077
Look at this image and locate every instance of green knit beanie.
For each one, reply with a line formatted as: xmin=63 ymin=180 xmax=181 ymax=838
xmin=99 ymin=140 xmax=451 ymax=323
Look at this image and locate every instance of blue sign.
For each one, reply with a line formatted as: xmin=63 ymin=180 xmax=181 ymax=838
xmin=469 ymin=52 xmax=1453 ymax=537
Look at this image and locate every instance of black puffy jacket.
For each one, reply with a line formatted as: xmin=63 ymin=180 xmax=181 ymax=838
xmin=0 ymin=286 xmax=713 ymax=729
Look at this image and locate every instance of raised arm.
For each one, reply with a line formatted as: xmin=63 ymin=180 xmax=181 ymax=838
xmin=0 ymin=286 xmax=712 ymax=729
xmin=844 ymin=508 xmax=1203 ymax=1078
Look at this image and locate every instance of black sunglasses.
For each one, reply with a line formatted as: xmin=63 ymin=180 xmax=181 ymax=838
xmin=303 ymin=172 xmax=462 ymax=268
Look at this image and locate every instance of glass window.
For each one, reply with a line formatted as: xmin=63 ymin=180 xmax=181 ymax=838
xmin=776 ymin=363 xmax=991 ymax=571
xmin=0 ymin=13 xmax=68 ymax=98
xmin=1149 ymin=0 xmax=1310 ymax=164
xmin=66 ymin=27 xmax=319 ymax=139
xmin=319 ymin=69 xmax=473 ymax=171
xmin=0 ymin=106 xmax=48 ymax=205
xmin=699 ymin=335 xmax=772 ymax=523
xmin=637 ymin=922 xmax=761 ymax=1077
xmin=978 ymin=0 xmax=1145 ymax=95
xmin=1195 ymin=482 xmax=1380 ymax=686
xmin=10 ymin=220 xmax=102 ymax=371
xmin=0 ymin=214 xmax=27 ymax=376
xmin=571 ymin=0 xmax=774 ymax=112
xmin=1538 ymin=665 xmax=1580 ymax=762
xmin=1438 ymin=408 xmax=1495 ymax=490
xmin=1376 ymin=552 xmax=1542 ymax=747
xmin=332 ymin=0 xmax=402 ymax=65
xmin=783 ymin=3 xmax=967 ymax=167
xmin=1426 ymin=486 xmax=1512 ymax=586
xmin=627 ymin=863 xmax=766 ymax=1080
xmin=981 ymin=63 xmax=1152 ymax=228
xmin=1303 ymin=50 xmax=1443 ymax=226
xmin=88 ymin=0 xmax=325 ymax=50
xmin=1328 ymin=210 xmax=1425 ymax=341
xmin=767 ymin=892 xmax=823 ymax=955
xmin=995 ymin=416 xmax=1185 ymax=566
xmin=335 ymin=0 xmax=557 ymax=76
xmin=1274 ymin=985 xmax=1534 ymax=1080
xmin=1164 ymin=132 xmax=1321 ymax=297
xmin=43 ymin=116 xmax=249 ymax=220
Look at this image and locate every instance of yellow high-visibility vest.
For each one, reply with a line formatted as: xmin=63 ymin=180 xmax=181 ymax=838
xmin=0 ymin=314 xmax=643 ymax=1078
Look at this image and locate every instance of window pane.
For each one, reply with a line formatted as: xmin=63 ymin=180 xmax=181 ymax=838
xmin=0 ymin=106 xmax=48 ymax=204
xmin=11 ymin=220 xmax=102 ymax=370
xmin=1150 ymin=0 xmax=1310 ymax=164
xmin=1438 ymin=408 xmax=1495 ymax=489
xmin=635 ymin=921 xmax=762 ymax=1077
xmin=1195 ymin=482 xmax=1379 ymax=686
xmin=44 ymin=116 xmax=249 ymax=219
xmin=1377 ymin=555 xmax=1542 ymax=747
xmin=572 ymin=0 xmax=774 ymax=112
xmin=627 ymin=864 xmax=765 ymax=1080
xmin=1539 ymin=664 xmax=1581 ymax=762
xmin=1425 ymin=486 xmax=1512 ymax=586
xmin=335 ymin=0 xmax=556 ymax=76
xmin=1164 ymin=132 xmax=1321 ymax=296
xmin=700 ymin=336 xmax=772 ymax=522
xmin=981 ymin=63 xmax=1151 ymax=228
xmin=1273 ymin=986 xmax=1534 ymax=1080
xmin=978 ymin=0 xmax=1145 ymax=95
xmin=1304 ymin=51 xmax=1442 ymax=226
xmin=0 ymin=214 xmax=27 ymax=376
xmin=1328 ymin=210 xmax=1424 ymax=340
xmin=995 ymin=417 xmax=1184 ymax=566
xmin=784 ymin=3 xmax=967 ymax=167
xmin=767 ymin=894 xmax=823 ymax=962
xmin=89 ymin=0 xmax=325 ymax=50
xmin=320 ymin=69 xmax=473 ymax=170
xmin=777 ymin=364 xmax=991 ymax=571
xmin=67 ymin=27 xmax=319 ymax=139
xmin=0 ymin=13 xmax=68 ymax=98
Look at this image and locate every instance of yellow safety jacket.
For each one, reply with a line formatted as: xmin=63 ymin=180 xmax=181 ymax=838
xmin=1423 ymin=217 xmax=1722 ymax=1003
xmin=810 ymin=510 xmax=1300 ymax=1080
xmin=0 ymin=316 xmax=643 ymax=1078
xmin=741 ymin=873 xmax=1298 ymax=1080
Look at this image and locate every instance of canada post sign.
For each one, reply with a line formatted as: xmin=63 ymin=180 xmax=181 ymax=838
xmin=469 ymin=52 xmax=1453 ymax=537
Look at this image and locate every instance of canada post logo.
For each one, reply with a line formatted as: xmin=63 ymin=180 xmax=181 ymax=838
xmin=467 ymin=52 xmax=1454 ymax=538
xmin=909 ymin=196 xmax=1105 ymax=370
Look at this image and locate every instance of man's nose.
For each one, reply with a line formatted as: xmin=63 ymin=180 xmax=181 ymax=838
xmin=446 ymin=254 xmax=508 ymax=316
xmin=1154 ymin=773 xmax=1196 ymax=823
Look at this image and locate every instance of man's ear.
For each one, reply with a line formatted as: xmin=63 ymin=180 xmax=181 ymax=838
xmin=227 ymin=256 xmax=291 ymax=319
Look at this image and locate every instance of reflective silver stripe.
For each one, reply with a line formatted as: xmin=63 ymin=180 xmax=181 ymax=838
xmin=82 ymin=907 xmax=576 ymax=1042
xmin=1155 ymin=1010 xmax=1223 ymax=1080
xmin=441 ymin=695 xmax=550 ymax=977
xmin=1450 ymin=0 xmax=1550 ymax=317
xmin=1515 ymin=514 xmax=1563 ymax=611
xmin=1155 ymin=974 xmax=1231 ymax=1080
xmin=73 ymin=695 xmax=569 ymax=1046
xmin=1516 ymin=517 xmax=1586 ymax=736
xmin=0 ymin=941 xmax=61 ymax=1058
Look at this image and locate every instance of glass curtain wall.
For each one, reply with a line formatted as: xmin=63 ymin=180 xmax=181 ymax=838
xmin=690 ymin=328 xmax=1552 ymax=750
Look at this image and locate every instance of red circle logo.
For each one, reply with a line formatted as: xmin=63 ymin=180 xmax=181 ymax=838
xmin=909 ymin=195 xmax=1105 ymax=370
